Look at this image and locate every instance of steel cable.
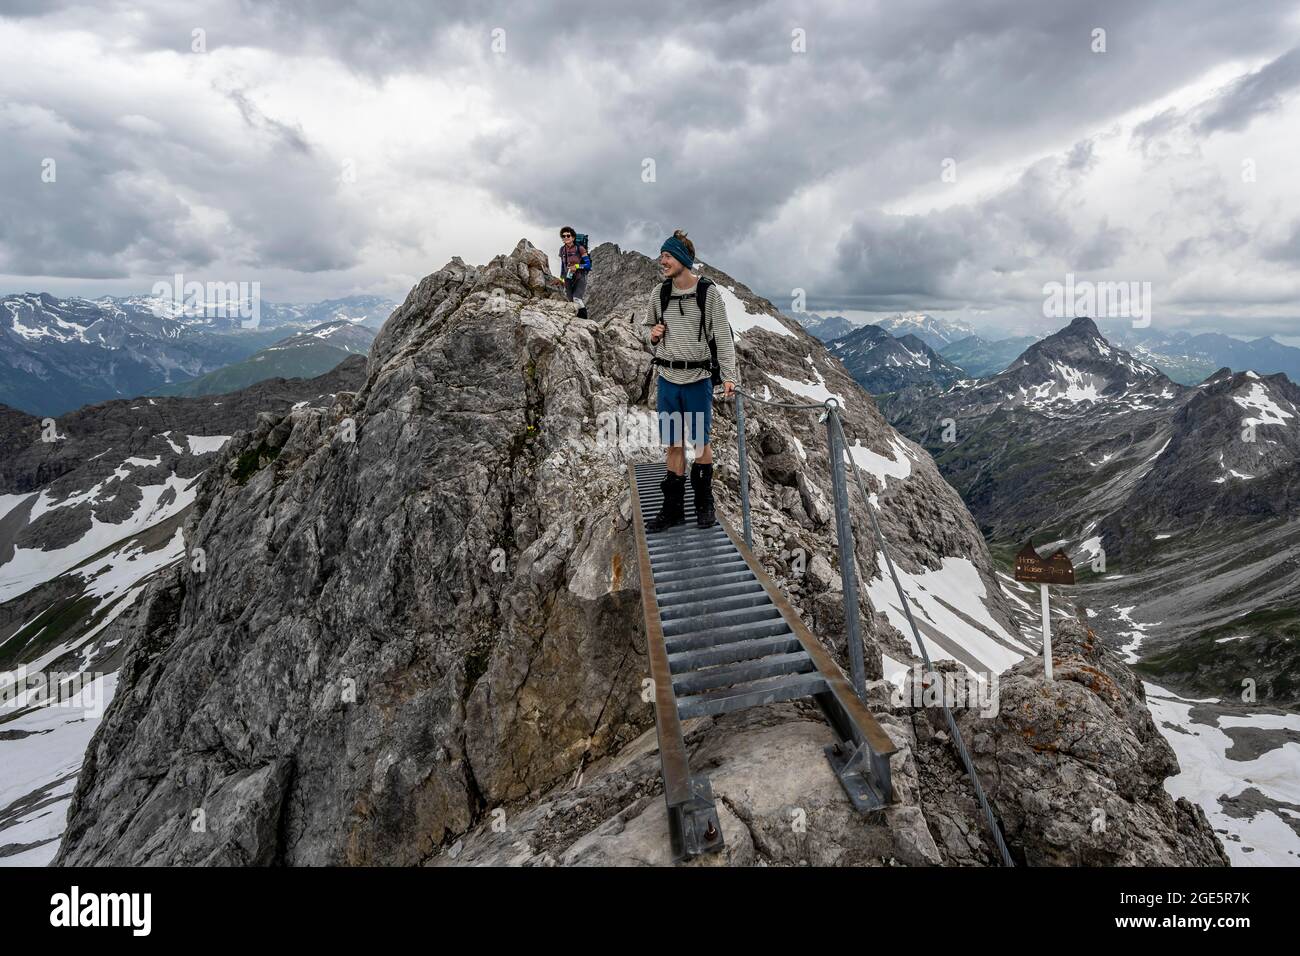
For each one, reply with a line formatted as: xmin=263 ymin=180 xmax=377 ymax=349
xmin=735 ymin=389 xmax=1014 ymax=865
xmin=826 ymin=411 xmax=1015 ymax=867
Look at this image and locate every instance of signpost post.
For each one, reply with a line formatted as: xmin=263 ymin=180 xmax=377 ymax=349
xmin=1039 ymin=583 xmax=1052 ymax=681
xmin=1013 ymin=541 xmax=1076 ymax=681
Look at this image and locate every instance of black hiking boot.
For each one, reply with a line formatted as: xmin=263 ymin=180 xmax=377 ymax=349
xmin=691 ymin=462 xmax=716 ymax=529
xmin=646 ymin=472 xmax=686 ymax=532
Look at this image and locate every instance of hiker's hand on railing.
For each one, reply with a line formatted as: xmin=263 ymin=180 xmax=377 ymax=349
xmin=723 ymin=381 xmax=735 ymax=399
xmin=650 ymin=323 xmax=666 ymax=343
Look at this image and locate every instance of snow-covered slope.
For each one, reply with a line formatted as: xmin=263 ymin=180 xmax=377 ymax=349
xmin=0 ymin=293 xmax=395 ymax=416
xmin=0 ymin=358 xmax=367 ymax=865
xmin=872 ymin=312 xmax=976 ymax=349
xmin=829 ymin=324 xmax=964 ymax=394
xmin=1146 ymin=685 xmax=1300 ymax=865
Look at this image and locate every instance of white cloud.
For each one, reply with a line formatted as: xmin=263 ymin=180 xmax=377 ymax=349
xmin=1 ymin=1 xmax=1298 ymax=339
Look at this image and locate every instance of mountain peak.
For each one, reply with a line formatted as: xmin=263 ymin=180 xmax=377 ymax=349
xmin=1062 ymin=315 xmax=1102 ymax=337
xmin=872 ymin=312 xmax=976 ymax=349
xmin=1019 ymin=316 xmax=1158 ymax=379
xmin=797 ymin=312 xmax=861 ymax=342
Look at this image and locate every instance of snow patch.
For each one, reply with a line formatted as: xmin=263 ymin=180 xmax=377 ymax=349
xmin=0 ymin=673 xmax=119 ymax=867
xmin=0 ymin=474 xmax=200 ymax=603
xmin=1234 ymin=383 xmax=1294 ymax=429
xmin=1145 ymin=684 xmax=1300 ymax=866
xmin=765 ymin=358 xmax=845 ymax=407
xmin=867 ymin=556 xmax=1030 ymax=675
xmin=186 ymin=435 xmax=230 ymax=455
xmin=715 ymin=284 xmax=795 ymax=339
xmin=846 ymin=435 xmax=913 ymax=486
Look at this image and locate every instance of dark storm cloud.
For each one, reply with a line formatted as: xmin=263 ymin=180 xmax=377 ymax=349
xmin=823 ymin=153 xmax=1092 ymax=310
xmin=429 ymin=0 xmax=1298 ymax=300
xmin=0 ymin=0 xmax=76 ymax=13
xmin=0 ymin=110 xmax=222 ymax=279
xmin=1197 ymin=46 xmax=1300 ymax=134
xmin=0 ymin=30 xmax=363 ymax=280
xmin=2 ymin=0 xmax=1299 ymax=329
xmin=1073 ymin=221 xmax=1131 ymax=271
xmin=225 ymin=88 xmax=312 ymax=154
xmin=1131 ymin=45 xmax=1300 ymax=160
xmin=0 ymin=101 xmax=359 ymax=278
xmin=14 ymin=0 xmax=1298 ymax=244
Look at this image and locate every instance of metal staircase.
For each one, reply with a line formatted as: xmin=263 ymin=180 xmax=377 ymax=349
xmin=629 ymin=461 xmax=898 ymax=861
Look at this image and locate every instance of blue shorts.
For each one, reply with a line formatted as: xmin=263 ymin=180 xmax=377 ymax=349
xmin=656 ymin=377 xmax=713 ymax=447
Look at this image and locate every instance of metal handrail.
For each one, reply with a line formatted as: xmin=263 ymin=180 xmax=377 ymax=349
xmin=733 ymin=388 xmax=866 ymax=697
xmin=729 ymin=386 xmax=1016 ymax=866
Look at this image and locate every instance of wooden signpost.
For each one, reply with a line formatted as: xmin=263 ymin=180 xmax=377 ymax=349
xmin=1014 ymin=540 xmax=1075 ymax=680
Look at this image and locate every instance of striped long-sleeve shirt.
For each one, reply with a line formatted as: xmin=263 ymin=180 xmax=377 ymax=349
xmin=639 ymin=280 xmax=739 ymax=387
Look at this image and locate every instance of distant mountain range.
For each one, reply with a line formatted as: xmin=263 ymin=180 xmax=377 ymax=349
xmin=1098 ymin=322 xmax=1300 ymax=385
xmin=99 ymin=292 xmax=395 ymax=331
xmin=871 ymin=312 xmax=977 ymax=349
xmin=0 ymin=292 xmax=395 ymax=416
xmin=794 ymin=312 xmax=859 ymax=341
xmin=802 ymin=308 xmax=1300 ymax=389
xmin=939 ymin=335 xmax=1040 ymax=378
xmin=828 ymin=323 xmax=964 ymax=394
xmin=153 ymin=321 xmax=375 ymax=398
xmin=795 ymin=311 xmax=978 ymax=349
xmin=803 ymin=313 xmax=1035 ymax=383
xmin=801 ymin=312 xmax=1020 ymax=393
xmin=880 ymin=316 xmax=1300 ymax=708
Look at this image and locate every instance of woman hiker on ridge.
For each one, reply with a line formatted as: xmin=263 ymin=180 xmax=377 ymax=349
xmin=641 ymin=230 xmax=738 ymax=533
xmin=558 ymin=225 xmax=591 ymax=318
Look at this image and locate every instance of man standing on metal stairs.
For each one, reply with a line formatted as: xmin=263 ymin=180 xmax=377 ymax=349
xmin=640 ymin=230 xmax=738 ymax=532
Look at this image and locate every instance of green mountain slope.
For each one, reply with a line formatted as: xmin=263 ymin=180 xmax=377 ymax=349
xmin=153 ymin=321 xmax=374 ymax=398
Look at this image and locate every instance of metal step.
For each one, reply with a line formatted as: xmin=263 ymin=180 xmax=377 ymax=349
xmin=667 ymin=631 xmax=802 ymax=672
xmin=649 ymin=541 xmax=734 ymax=562
xmin=659 ymin=590 xmax=771 ymax=623
xmin=646 ymin=532 xmax=730 ymax=554
xmin=677 ymin=672 xmax=830 ymax=720
xmin=652 ymin=557 xmax=748 ymax=584
xmin=660 ymin=603 xmax=784 ymax=637
xmin=653 ymin=550 xmax=754 ymax=576
xmin=664 ymin=617 xmax=795 ymax=656
xmin=657 ymin=578 xmax=765 ymax=608
xmin=655 ymin=569 xmax=758 ymax=598
xmin=670 ymin=651 xmax=816 ymax=696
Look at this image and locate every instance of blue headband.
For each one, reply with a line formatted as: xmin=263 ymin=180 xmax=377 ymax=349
xmin=661 ymin=235 xmax=694 ymax=269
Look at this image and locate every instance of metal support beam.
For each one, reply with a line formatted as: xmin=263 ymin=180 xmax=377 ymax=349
xmin=824 ymin=404 xmax=867 ymax=701
xmin=736 ymin=391 xmax=753 ymax=550
xmin=717 ymin=512 xmax=896 ymax=815
xmin=628 ymin=466 xmax=724 ymax=861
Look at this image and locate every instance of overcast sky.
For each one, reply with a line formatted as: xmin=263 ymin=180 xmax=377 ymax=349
xmin=2 ymin=0 xmax=1300 ymax=341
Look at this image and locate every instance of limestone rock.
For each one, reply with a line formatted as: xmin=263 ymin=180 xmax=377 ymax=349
xmin=52 ymin=241 xmax=1224 ymax=868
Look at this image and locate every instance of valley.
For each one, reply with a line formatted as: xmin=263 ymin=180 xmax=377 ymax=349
xmin=848 ymin=315 xmax=1300 ymax=863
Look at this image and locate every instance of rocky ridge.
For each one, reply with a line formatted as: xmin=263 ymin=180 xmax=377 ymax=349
xmin=828 ymin=324 xmax=964 ymax=395
xmin=0 ymin=357 xmax=368 ymax=863
xmin=49 ymin=241 xmax=1224 ymax=866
